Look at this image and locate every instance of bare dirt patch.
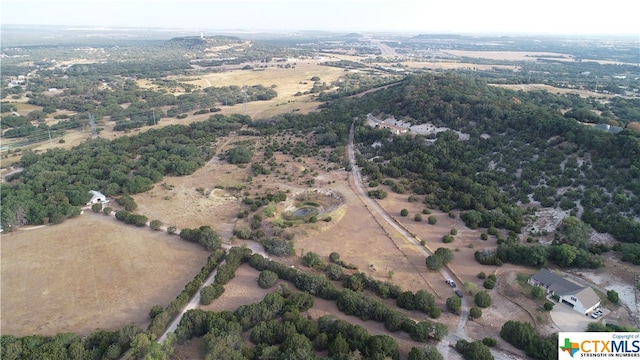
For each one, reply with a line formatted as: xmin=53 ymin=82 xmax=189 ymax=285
xmin=0 ymin=212 xmax=210 ymax=336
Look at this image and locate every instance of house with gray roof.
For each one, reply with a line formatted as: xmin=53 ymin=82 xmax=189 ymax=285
xmin=528 ymin=268 xmax=601 ymax=315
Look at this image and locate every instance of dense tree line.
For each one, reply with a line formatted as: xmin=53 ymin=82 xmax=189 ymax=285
xmin=247 ymin=253 xmax=448 ymax=343
xmin=179 ymin=226 xmax=222 ymax=252
xmin=1 ymin=115 xmax=251 ymax=230
xmin=500 ymin=320 xmax=557 ymax=360
xmin=147 ymin=249 xmax=226 ymax=337
xmin=351 ymin=74 xmax=640 ymax=242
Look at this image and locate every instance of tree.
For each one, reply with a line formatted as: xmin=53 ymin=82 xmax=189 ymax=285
xmin=414 ymin=214 xmax=423 ymax=222
xmin=149 ymin=305 xmax=164 ymax=319
xmin=401 ymin=209 xmax=409 ymax=217
xmin=558 ymin=216 xmax=591 ymax=249
xmin=150 ymin=219 xmax=162 ymax=231
xmin=434 ymin=247 xmax=454 ymax=264
xmin=446 ymin=296 xmax=461 ymax=314
xmin=200 ymin=284 xmax=225 ymax=305
xmin=11 ymin=207 xmax=28 ymax=231
xmin=428 ymin=215 xmax=437 ymax=225
xmin=483 ymin=278 xmax=495 ymax=289
xmin=531 ymin=286 xmax=544 ymax=299
xmin=225 ymin=145 xmax=253 ymax=164
xmin=469 ymin=307 xmax=482 ymax=319
xmin=607 ymin=289 xmax=619 ymax=303
xmin=410 ymin=321 xmax=433 ymax=342
xmin=408 ymin=346 xmax=444 ymax=360
xmin=258 ymin=270 xmax=279 ymax=289
xmin=474 ymin=291 xmax=491 ymax=308
xmin=425 ymin=255 xmax=443 ymax=271
xmin=301 ymin=251 xmax=324 ymax=268
xmin=455 ymin=340 xmax=493 ymax=360
xmin=414 ymin=290 xmax=435 ymax=312
xmin=326 ymin=263 xmax=344 ymax=280
xmin=552 ymin=243 xmax=577 ymax=267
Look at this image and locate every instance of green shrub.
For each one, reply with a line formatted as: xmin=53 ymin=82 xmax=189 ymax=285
xmin=483 ymin=279 xmax=496 ymax=289
xmin=475 ymin=291 xmax=492 ymax=308
xmin=428 ymin=216 xmax=437 ymax=225
xmin=442 ymin=235 xmax=454 ymax=243
xmin=450 ymin=228 xmax=457 ymax=235
xmin=480 ymin=233 xmax=488 ymax=241
xmin=482 ymin=337 xmax=497 ymax=347
xmin=400 ymin=209 xmax=409 ymax=217
xmin=200 ymin=284 xmax=225 ymax=305
xmin=414 ymin=214 xmax=423 ymax=222
xmin=150 ymin=220 xmax=162 ymax=231
xmin=258 ymin=270 xmax=279 ymax=289
xmin=469 ymin=307 xmax=483 ymax=319
xmin=531 ymin=286 xmax=544 ymax=299
xmin=446 ymin=296 xmax=461 ymax=314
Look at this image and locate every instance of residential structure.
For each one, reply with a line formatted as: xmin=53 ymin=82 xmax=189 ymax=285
xmin=528 ymin=268 xmax=601 ymax=315
xmin=87 ymin=190 xmax=108 ymax=205
xmin=376 ymin=122 xmax=408 ymax=135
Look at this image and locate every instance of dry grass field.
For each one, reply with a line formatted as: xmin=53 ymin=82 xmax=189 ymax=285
xmin=0 ymin=212 xmax=210 ymax=336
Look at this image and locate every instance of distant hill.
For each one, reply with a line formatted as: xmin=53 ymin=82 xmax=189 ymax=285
xmin=166 ymin=35 xmax=241 ymax=47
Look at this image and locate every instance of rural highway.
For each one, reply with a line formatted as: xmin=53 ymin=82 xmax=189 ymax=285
xmin=347 ymin=122 xmax=516 ymax=360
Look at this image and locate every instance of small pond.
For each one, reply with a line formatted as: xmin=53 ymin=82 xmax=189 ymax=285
xmin=292 ymin=207 xmax=319 ymax=218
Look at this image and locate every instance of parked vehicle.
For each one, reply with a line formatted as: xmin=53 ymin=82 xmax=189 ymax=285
xmin=455 ymin=289 xmax=464 ymax=298
xmin=446 ymin=279 xmax=456 ymax=287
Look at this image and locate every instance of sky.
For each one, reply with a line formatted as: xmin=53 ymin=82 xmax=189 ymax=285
xmin=2 ymin=0 xmax=639 ymax=35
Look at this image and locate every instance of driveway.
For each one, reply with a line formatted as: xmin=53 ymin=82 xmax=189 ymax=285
xmin=550 ymin=302 xmax=605 ymax=332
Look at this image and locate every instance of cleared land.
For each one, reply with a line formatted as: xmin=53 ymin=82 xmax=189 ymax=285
xmin=0 ymin=212 xmax=210 ymax=336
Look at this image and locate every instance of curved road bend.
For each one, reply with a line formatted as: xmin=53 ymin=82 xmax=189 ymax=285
xmin=348 ymin=122 xmax=516 ymax=359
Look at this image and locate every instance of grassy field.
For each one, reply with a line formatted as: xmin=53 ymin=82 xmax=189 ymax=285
xmin=0 ymin=212 xmax=210 ymax=336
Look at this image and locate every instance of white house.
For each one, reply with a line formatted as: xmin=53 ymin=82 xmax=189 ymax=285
xmin=87 ymin=190 xmax=108 ymax=206
xmin=376 ymin=122 xmax=408 ymax=135
xmin=528 ymin=268 xmax=601 ymax=315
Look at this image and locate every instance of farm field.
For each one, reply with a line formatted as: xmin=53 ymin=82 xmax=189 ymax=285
xmin=0 ymin=212 xmax=210 ymax=336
